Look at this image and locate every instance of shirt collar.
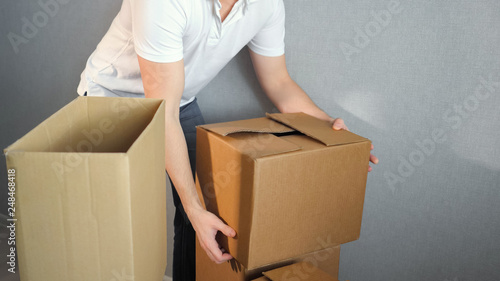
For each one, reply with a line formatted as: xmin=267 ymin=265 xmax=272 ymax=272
xmin=213 ymin=0 xmax=258 ymax=16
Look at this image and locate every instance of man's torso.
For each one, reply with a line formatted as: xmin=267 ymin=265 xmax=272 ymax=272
xmin=78 ymin=0 xmax=283 ymax=106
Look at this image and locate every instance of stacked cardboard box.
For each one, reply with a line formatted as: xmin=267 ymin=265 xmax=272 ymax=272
xmin=196 ymin=238 xmax=340 ymax=281
xmin=4 ymin=97 xmax=167 ymax=281
xmin=195 ymin=113 xmax=371 ymax=280
xmin=255 ymin=262 xmax=339 ymax=281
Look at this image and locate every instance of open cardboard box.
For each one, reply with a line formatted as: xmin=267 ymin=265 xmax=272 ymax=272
xmin=4 ymin=97 xmax=167 ymax=280
xmin=196 ymin=112 xmax=371 ymax=269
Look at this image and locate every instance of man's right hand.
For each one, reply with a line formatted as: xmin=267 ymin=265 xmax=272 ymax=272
xmin=188 ymin=206 xmax=236 ymax=264
xmin=137 ymin=55 xmax=235 ymax=264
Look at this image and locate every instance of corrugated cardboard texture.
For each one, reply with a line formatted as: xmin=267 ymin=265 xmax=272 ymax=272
xmin=4 ymin=96 xmax=167 ymax=281
xmin=196 ymin=113 xmax=371 ymax=269
xmin=196 ymin=238 xmax=340 ymax=281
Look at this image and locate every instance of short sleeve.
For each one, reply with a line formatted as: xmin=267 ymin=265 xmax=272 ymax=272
xmin=247 ymin=0 xmax=285 ymax=57
xmin=130 ymin=0 xmax=186 ymax=63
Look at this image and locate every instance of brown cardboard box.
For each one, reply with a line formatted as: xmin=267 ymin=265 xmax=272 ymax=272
xmin=261 ymin=261 xmax=339 ymax=281
xmin=196 ymin=112 xmax=371 ymax=269
xmin=196 ymin=238 xmax=340 ymax=281
xmin=4 ymin=97 xmax=167 ymax=281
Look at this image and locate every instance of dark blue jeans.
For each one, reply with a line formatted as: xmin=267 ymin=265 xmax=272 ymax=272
xmin=171 ymin=98 xmax=205 ymax=281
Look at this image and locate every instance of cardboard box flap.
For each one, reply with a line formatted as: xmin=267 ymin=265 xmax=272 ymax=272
xmin=199 ymin=117 xmax=295 ymax=136
xmin=226 ymin=133 xmax=301 ymax=159
xmin=263 ymin=262 xmax=338 ymax=281
xmin=266 ymin=113 xmax=369 ymax=146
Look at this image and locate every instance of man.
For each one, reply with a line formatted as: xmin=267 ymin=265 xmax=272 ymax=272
xmin=78 ymin=0 xmax=378 ymax=280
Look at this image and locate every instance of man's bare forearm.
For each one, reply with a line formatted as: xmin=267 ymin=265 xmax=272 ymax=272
xmin=137 ymin=56 xmax=203 ymax=217
xmin=269 ymin=78 xmax=334 ymax=124
xmin=164 ymin=115 xmax=204 ymax=216
xmin=249 ymin=51 xmax=334 ymax=124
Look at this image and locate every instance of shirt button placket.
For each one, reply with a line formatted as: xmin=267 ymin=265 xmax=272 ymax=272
xmin=208 ymin=0 xmax=222 ymax=45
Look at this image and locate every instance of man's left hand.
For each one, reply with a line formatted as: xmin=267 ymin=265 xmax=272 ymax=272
xmin=332 ymin=118 xmax=379 ymax=172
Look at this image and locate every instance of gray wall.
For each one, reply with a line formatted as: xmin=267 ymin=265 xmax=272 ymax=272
xmin=1 ymin=0 xmax=499 ymax=280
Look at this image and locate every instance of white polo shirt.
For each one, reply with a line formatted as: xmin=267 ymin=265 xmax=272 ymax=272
xmin=77 ymin=0 xmax=285 ymax=106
